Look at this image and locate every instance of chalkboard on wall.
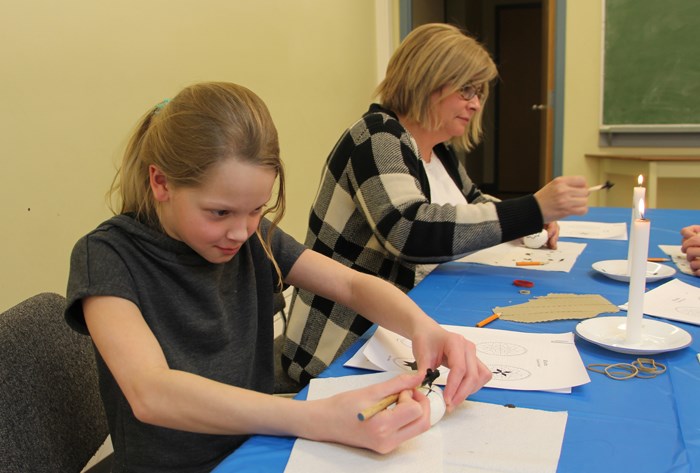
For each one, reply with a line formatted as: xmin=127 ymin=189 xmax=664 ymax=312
xmin=601 ymin=0 xmax=700 ymax=132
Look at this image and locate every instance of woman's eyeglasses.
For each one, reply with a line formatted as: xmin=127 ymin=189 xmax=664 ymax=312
xmin=458 ymin=84 xmax=484 ymax=101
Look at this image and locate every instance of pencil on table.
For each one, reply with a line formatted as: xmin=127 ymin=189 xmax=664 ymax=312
xmin=475 ymin=312 xmax=501 ymax=328
xmin=516 ymin=261 xmax=546 ymax=266
xmin=647 ymin=257 xmax=669 ymax=262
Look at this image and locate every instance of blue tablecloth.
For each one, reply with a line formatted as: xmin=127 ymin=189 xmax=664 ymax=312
xmin=214 ymin=207 xmax=700 ymax=473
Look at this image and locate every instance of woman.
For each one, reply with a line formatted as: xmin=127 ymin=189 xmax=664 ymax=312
xmin=282 ymin=23 xmax=589 ymax=386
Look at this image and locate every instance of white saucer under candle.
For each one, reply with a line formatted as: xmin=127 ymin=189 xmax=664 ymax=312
xmin=591 ymin=259 xmax=675 ymax=282
xmin=579 ymin=199 xmax=692 ymax=354
xmin=575 ymin=316 xmax=691 ymax=355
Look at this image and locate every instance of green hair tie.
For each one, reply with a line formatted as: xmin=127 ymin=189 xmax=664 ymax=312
xmin=154 ymin=98 xmax=170 ymax=114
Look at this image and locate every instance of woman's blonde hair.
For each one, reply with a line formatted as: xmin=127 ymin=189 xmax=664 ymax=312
xmin=375 ymin=23 xmax=498 ymax=151
xmin=109 ymin=81 xmax=286 ymax=282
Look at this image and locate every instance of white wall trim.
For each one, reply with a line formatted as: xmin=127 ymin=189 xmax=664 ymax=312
xmin=375 ymin=0 xmax=396 ymax=85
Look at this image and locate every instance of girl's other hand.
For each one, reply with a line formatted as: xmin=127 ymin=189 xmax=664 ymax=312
xmin=411 ymin=325 xmax=491 ymax=411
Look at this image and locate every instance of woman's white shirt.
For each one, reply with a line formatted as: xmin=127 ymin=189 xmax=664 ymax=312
xmin=414 ymin=153 xmax=468 ymax=285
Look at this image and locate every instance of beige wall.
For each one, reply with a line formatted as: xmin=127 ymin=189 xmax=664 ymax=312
xmin=1 ymin=0 xmax=383 ymax=311
xmin=562 ymin=1 xmax=700 ymax=208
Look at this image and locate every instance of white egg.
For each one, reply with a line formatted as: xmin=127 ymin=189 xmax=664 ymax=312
xmin=522 ymin=229 xmax=548 ymax=249
xmin=418 ymin=385 xmax=446 ymax=426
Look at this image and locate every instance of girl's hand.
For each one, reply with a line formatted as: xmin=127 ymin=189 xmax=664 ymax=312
xmin=308 ymin=373 xmax=430 ymax=454
xmin=410 ymin=325 xmax=492 ymax=412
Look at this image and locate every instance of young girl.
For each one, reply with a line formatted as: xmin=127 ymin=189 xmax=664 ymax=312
xmin=65 ymin=82 xmax=491 ymax=472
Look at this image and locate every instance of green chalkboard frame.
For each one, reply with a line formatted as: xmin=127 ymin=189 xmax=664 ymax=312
xmin=601 ymin=0 xmax=700 ymax=132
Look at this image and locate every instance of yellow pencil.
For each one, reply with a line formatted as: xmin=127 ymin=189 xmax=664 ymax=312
xmin=516 ymin=261 xmax=546 ymax=266
xmin=357 ymin=394 xmax=400 ymax=421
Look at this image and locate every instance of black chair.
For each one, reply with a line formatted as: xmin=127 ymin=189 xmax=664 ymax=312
xmin=0 ymin=293 xmax=111 ymax=473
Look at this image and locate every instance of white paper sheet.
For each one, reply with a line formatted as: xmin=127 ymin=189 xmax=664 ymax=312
xmin=348 ymin=326 xmax=590 ymax=392
xmin=620 ymin=278 xmax=700 ymax=325
xmin=558 ymin=220 xmax=628 ymax=240
xmin=285 ymin=372 xmax=442 ymax=473
xmin=659 ymin=244 xmax=695 ymax=275
xmin=345 ymin=339 xmax=378 ymax=370
xmin=455 ymin=241 xmax=586 ymax=272
xmin=284 ymin=372 xmax=568 ymax=473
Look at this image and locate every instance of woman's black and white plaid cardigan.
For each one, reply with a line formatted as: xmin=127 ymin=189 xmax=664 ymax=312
xmin=282 ymin=104 xmax=543 ymax=385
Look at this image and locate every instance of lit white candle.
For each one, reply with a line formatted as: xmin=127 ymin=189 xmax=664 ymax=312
xmin=627 ymin=175 xmax=646 ymax=274
xmin=632 ymin=174 xmax=645 ymax=218
xmin=626 ymin=199 xmax=650 ymax=344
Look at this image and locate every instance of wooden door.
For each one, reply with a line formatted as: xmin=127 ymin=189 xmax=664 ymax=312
xmin=540 ymin=0 xmax=555 ymax=184
xmin=495 ymin=3 xmax=543 ymax=195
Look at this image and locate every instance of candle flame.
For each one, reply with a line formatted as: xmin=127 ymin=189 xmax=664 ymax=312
xmin=637 ymin=174 xmax=644 ymax=186
xmin=638 ymin=198 xmax=645 ymax=219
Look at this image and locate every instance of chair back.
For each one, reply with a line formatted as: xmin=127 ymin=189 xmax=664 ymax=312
xmin=0 ymin=292 xmax=108 ymax=473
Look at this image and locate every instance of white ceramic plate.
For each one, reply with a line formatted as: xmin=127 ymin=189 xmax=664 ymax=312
xmin=575 ymin=316 xmax=692 ymax=355
xmin=592 ymin=259 xmax=676 ymax=283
